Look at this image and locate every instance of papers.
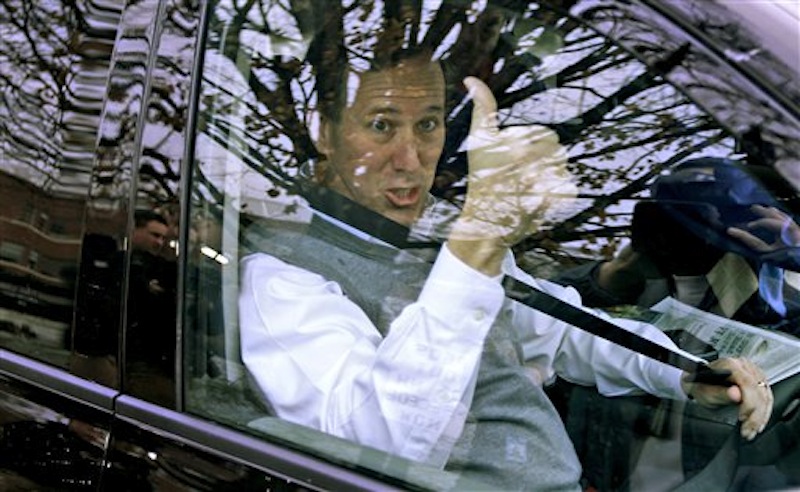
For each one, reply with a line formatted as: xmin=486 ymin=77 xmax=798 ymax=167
xmin=642 ymin=297 xmax=800 ymax=384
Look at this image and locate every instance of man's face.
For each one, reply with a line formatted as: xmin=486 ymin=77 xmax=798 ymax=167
xmin=317 ymin=58 xmax=445 ymax=226
xmin=132 ymin=220 xmax=168 ymax=255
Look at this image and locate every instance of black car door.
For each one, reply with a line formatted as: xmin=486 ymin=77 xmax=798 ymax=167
xmin=0 ymin=0 xmax=123 ymax=488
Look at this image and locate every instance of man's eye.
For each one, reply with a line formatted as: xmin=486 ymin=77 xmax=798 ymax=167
xmin=369 ymin=118 xmax=391 ymax=133
xmin=417 ymin=118 xmax=439 ymax=133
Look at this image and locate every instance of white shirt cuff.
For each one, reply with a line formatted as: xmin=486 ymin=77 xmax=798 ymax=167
xmin=416 ymin=243 xmax=505 ymax=342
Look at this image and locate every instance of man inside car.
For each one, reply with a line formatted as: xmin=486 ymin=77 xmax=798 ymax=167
xmin=238 ymin=49 xmax=773 ymax=490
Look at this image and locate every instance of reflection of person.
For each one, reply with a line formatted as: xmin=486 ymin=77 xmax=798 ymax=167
xmin=128 ymin=210 xmax=174 ymax=300
xmin=239 ymin=53 xmax=772 ymax=489
xmin=551 ymin=158 xmax=799 ymax=490
xmin=131 ymin=209 xmax=168 ymax=255
xmin=71 ymin=209 xmax=177 ymax=402
xmin=125 ymin=210 xmax=177 ymax=405
xmin=556 ymin=158 xmax=800 ymax=330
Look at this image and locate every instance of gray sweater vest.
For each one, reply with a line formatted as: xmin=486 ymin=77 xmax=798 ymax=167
xmin=244 ymin=217 xmax=582 ymax=491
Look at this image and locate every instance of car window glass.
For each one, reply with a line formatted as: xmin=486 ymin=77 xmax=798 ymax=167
xmin=68 ymin=0 xmax=165 ymax=392
xmin=0 ymin=0 xmax=120 ymax=369
xmin=120 ymin=0 xmax=200 ymax=408
xmin=184 ymin=1 xmax=799 ymax=489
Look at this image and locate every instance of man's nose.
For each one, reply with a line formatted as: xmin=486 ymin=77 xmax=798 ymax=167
xmin=391 ymin=132 xmax=423 ymax=171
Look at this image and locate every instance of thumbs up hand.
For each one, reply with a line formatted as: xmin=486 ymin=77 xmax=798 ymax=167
xmin=450 ymin=77 xmax=574 ymax=249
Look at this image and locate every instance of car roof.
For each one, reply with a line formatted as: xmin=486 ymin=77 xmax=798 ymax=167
xmin=718 ymin=0 xmax=800 ymax=75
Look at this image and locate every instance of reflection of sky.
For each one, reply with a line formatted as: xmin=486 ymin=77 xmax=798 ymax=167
xmin=200 ymin=2 xmax=735 ymax=254
xmin=193 ymin=1 xmax=798 ymax=263
xmin=195 ymin=131 xmax=311 ymax=224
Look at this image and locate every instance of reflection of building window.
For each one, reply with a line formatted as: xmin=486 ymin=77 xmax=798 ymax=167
xmin=28 ymin=250 xmax=39 ymax=270
xmin=38 ymin=256 xmax=66 ymax=277
xmin=23 ymin=202 xmax=36 ymax=223
xmin=49 ymin=222 xmax=65 ymax=235
xmin=38 ymin=256 xmax=54 ymax=276
xmin=0 ymin=242 xmax=25 ymax=263
xmin=35 ymin=213 xmax=49 ymax=231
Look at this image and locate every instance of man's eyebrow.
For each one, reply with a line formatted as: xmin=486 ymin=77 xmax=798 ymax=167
xmin=362 ymin=104 xmax=445 ymax=116
xmin=424 ymin=104 xmax=445 ymax=114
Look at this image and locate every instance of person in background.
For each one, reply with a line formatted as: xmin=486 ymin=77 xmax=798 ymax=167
xmin=556 ymin=158 xmax=799 ymax=331
xmin=130 ymin=210 xmax=168 ymax=256
xmin=71 ymin=209 xmax=177 ymax=400
xmin=551 ymin=157 xmax=799 ymax=490
xmin=125 ymin=210 xmax=177 ymax=405
xmin=238 ymin=51 xmax=773 ymax=491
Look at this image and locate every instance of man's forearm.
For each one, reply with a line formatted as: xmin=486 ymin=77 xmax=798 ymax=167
xmin=240 ymin=251 xmax=503 ymax=465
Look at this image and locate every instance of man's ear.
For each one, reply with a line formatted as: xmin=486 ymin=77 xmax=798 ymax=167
xmin=312 ymin=116 xmax=336 ymax=185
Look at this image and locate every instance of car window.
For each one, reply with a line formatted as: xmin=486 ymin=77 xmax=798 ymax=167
xmin=0 ymin=0 xmax=120 ymax=369
xmin=118 ymin=0 xmax=199 ymax=408
xmin=184 ymin=1 xmax=800 ymax=489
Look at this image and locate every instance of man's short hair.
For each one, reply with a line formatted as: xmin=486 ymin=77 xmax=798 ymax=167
xmin=316 ymin=46 xmax=439 ymax=123
xmin=134 ymin=209 xmax=168 ymax=229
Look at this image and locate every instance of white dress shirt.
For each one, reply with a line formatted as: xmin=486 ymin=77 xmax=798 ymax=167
xmin=239 ymin=239 xmax=687 ymax=468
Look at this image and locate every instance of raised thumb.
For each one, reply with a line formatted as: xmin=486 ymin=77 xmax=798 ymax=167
xmin=464 ymin=76 xmax=498 ymax=134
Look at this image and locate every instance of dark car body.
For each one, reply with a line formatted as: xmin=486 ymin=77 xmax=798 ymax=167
xmin=1 ymin=0 xmax=798 ymax=490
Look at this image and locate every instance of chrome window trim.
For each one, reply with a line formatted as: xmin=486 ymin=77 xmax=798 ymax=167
xmin=0 ymin=349 xmax=117 ymax=411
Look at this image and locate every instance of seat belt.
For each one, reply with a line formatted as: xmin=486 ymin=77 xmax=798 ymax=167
xmin=300 ymin=181 xmax=731 ymax=382
xmin=503 ymin=276 xmax=742 ymax=491
xmin=502 ymin=276 xmax=731 ymax=382
xmin=297 ymin=182 xmax=745 ymax=486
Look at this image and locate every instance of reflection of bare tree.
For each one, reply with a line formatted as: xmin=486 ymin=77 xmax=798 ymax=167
xmin=192 ymin=1 xmax=793 ymax=264
xmin=0 ymin=0 xmax=124 ymax=362
xmin=1 ymin=0 xmax=121 ymax=195
xmin=3 ymin=1 xmax=794 ymax=265
xmin=135 ymin=0 xmax=199 ymax=211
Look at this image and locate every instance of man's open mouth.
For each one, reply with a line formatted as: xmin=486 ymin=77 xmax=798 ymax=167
xmin=385 ymin=187 xmax=420 ymax=207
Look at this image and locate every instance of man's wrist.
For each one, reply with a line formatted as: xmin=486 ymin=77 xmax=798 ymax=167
xmin=446 ymin=238 xmax=507 ymax=277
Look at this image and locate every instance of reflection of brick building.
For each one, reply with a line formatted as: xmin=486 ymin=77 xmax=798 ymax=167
xmin=0 ymin=170 xmax=91 ymax=342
